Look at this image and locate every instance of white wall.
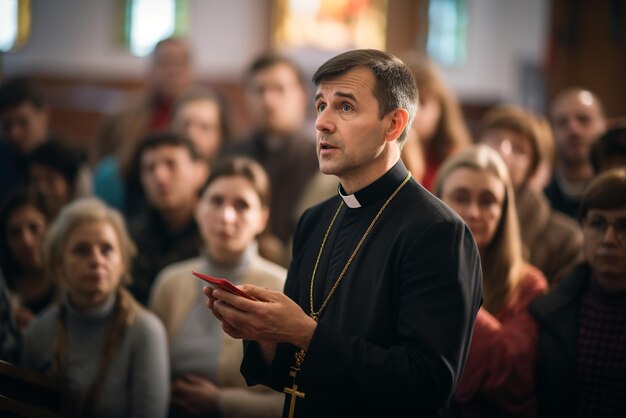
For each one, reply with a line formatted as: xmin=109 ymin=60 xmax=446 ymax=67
xmin=441 ymin=0 xmax=550 ymax=105
xmin=2 ymin=0 xmax=271 ymax=80
xmin=1 ymin=0 xmax=550 ymax=104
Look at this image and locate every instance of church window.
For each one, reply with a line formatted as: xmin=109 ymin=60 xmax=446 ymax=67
xmin=124 ymin=0 xmax=187 ymax=56
xmin=426 ymin=0 xmax=468 ymax=66
xmin=0 ymin=0 xmax=30 ymax=52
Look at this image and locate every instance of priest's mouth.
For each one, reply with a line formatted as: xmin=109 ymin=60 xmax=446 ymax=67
xmin=319 ymin=142 xmax=338 ymax=151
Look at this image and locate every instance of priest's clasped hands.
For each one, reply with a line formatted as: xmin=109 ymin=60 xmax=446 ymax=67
xmin=204 ymin=285 xmax=317 ymax=360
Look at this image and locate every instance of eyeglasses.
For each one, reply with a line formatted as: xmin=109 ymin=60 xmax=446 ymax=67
xmin=584 ymin=216 xmax=626 ymax=244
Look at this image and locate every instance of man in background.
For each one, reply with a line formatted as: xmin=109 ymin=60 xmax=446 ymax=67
xmin=128 ymin=132 xmax=208 ymax=305
xmin=224 ymin=53 xmax=321 ymax=263
xmin=0 ymin=77 xmax=51 ymax=200
xmin=0 ymin=77 xmax=91 ymax=204
xmin=546 ymin=87 xmax=606 ymax=219
xmin=91 ymin=37 xmax=194 ymax=165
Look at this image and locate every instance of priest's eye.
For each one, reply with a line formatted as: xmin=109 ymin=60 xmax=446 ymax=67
xmin=340 ymin=103 xmax=353 ymax=112
xmin=316 ymin=103 xmax=327 ymax=113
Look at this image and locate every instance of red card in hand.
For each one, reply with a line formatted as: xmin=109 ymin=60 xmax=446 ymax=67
xmin=192 ymin=271 xmax=255 ymax=300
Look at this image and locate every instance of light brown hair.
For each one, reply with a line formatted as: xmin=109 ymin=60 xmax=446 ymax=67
xmin=434 ymin=145 xmax=524 ymax=314
xmin=479 ymin=105 xmax=544 ymax=183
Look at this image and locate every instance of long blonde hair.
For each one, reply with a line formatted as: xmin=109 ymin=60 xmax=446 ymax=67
xmin=434 ymin=145 xmax=524 ymax=314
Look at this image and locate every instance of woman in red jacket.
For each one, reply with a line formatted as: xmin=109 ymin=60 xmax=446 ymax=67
xmin=435 ymin=145 xmax=548 ymax=417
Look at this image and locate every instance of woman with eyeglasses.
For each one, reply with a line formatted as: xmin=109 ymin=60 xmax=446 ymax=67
xmin=530 ymin=168 xmax=626 ymax=418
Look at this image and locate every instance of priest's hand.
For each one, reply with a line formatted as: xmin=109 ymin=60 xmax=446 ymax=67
xmin=203 ymin=285 xmax=317 ymax=351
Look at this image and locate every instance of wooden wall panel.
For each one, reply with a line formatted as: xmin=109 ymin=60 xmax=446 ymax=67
xmin=547 ymin=0 xmax=626 ymax=118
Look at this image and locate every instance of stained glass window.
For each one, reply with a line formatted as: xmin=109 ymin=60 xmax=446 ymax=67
xmin=427 ymin=0 xmax=467 ymax=66
xmin=272 ymin=0 xmax=388 ymax=51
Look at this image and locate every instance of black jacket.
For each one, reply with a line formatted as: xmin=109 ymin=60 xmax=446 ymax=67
xmin=529 ymin=263 xmax=591 ymax=417
xmin=241 ymin=161 xmax=483 ymax=418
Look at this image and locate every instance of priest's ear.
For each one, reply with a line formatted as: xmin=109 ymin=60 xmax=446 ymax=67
xmin=383 ymin=108 xmax=410 ymax=143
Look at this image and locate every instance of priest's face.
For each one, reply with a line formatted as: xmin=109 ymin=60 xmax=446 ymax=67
xmin=440 ymin=167 xmax=505 ymax=251
xmin=314 ymin=67 xmax=395 ymax=192
xmin=196 ymin=175 xmax=269 ymax=264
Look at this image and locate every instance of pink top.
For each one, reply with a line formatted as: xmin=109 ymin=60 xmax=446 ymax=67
xmin=455 ymin=263 xmax=548 ymax=417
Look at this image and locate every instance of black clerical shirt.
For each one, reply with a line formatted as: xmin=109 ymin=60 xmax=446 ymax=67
xmin=241 ymin=160 xmax=483 ymax=418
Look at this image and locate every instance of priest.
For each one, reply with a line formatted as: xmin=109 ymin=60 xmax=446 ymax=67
xmin=205 ymin=49 xmax=482 ymax=418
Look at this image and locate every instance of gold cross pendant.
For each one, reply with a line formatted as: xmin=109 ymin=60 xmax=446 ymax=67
xmin=284 ymin=366 xmax=305 ymax=418
xmin=284 ymin=382 xmax=305 ymax=418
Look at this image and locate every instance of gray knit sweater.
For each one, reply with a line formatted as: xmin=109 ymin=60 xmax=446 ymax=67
xmin=21 ymin=293 xmax=169 ymax=418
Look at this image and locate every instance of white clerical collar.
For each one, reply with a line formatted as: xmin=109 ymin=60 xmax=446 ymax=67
xmin=338 ymin=185 xmax=362 ymax=208
xmin=337 ymin=160 xmax=409 ymax=209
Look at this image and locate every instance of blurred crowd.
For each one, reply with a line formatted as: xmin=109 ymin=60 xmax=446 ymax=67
xmin=1 ymin=37 xmax=624 ymax=418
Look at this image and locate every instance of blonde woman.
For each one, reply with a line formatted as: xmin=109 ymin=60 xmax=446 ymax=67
xmin=21 ymin=198 xmax=169 ymax=418
xmin=149 ymin=157 xmax=285 ymax=418
xmin=434 ymin=145 xmax=548 ymax=417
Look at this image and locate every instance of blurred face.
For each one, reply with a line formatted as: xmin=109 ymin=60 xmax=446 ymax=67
xmin=551 ymin=91 xmax=606 ymax=167
xmin=482 ymin=128 xmax=534 ymax=191
xmin=1 ymin=102 xmax=49 ymax=153
xmin=441 ymin=167 xmax=505 ymax=251
xmin=413 ymin=89 xmax=441 ymax=144
xmin=246 ymin=63 xmax=307 ymax=135
xmin=583 ymin=207 xmax=626 ymax=289
xmin=5 ymin=204 xmax=47 ymax=270
xmin=172 ymin=99 xmax=222 ymax=161
xmin=62 ymin=221 xmax=125 ymax=310
xmin=196 ymin=176 xmax=268 ymax=264
xmin=314 ymin=67 xmax=393 ymax=192
xmin=149 ymin=40 xmax=192 ymax=99
xmin=30 ymin=164 xmax=71 ymax=217
xmin=140 ymin=145 xmax=205 ymax=212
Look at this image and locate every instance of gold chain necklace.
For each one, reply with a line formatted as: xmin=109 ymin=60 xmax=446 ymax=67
xmin=308 ymin=171 xmax=412 ymax=321
xmin=283 ymin=172 xmax=412 ymax=418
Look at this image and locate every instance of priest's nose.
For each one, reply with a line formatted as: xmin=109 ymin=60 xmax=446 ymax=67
xmin=315 ymin=108 xmax=335 ymax=133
